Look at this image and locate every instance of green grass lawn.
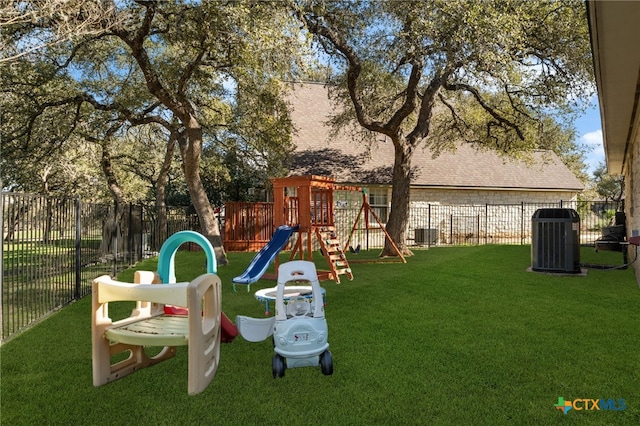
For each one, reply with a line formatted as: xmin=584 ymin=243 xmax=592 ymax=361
xmin=1 ymin=245 xmax=639 ymax=425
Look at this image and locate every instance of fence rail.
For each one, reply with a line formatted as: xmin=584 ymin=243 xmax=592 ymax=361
xmin=2 ymin=191 xmax=619 ymax=342
xmin=224 ymin=199 xmax=618 ymax=251
xmin=334 ymin=200 xmax=616 ymax=250
xmin=1 ymin=193 xmax=197 ymax=342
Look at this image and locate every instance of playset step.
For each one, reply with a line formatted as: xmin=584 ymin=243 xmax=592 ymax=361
xmin=315 ymin=226 xmax=354 ymax=284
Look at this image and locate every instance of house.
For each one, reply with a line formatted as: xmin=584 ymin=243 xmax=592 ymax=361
xmin=587 ymin=1 xmax=640 ymax=282
xmin=283 ymin=82 xmax=584 ymax=246
xmin=286 ymin=82 xmax=583 ymax=205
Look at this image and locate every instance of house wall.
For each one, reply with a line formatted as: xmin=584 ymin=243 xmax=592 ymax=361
xmin=409 ymin=188 xmax=580 ymax=245
xmin=626 ymin=133 xmax=639 ymax=282
xmin=409 ymin=187 xmax=578 ymax=205
xmin=341 ymin=186 xmax=580 ymax=248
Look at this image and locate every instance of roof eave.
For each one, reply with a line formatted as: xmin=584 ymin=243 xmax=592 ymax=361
xmin=587 ymin=0 xmax=640 ymax=175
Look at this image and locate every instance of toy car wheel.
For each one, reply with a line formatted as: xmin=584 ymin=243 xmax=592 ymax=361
xmin=272 ymin=354 xmax=286 ymax=378
xmin=320 ymin=350 xmax=333 ymax=375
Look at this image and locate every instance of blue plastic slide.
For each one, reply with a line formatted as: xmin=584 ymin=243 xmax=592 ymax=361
xmin=232 ymin=225 xmax=298 ymax=292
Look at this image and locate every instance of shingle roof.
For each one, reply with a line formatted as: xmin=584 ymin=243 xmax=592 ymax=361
xmin=286 ymin=82 xmax=584 ymax=191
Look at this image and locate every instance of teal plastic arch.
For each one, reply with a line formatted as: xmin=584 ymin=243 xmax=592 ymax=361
xmin=157 ymin=231 xmax=217 ymax=283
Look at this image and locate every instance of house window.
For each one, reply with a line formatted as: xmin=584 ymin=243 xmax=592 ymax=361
xmin=368 ymin=188 xmax=388 ymax=224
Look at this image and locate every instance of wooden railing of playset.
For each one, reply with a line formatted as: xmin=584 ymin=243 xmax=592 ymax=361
xmin=224 ymin=202 xmax=274 ymax=251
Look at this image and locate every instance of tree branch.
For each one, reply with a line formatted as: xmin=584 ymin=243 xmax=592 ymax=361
xmin=111 ymin=1 xmax=190 ymax=121
xmin=385 ymin=59 xmax=423 ymax=132
xmin=296 ymin=10 xmax=385 ymax=134
xmin=443 ymin=81 xmax=525 ymax=140
xmin=0 ymin=0 xmax=123 ymax=63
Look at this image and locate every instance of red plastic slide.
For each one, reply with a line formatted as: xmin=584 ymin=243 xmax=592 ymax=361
xmin=164 ymin=306 xmax=238 ymax=343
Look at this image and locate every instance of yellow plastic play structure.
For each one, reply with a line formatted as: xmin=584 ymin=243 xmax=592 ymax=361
xmin=91 ymin=270 xmax=222 ymax=395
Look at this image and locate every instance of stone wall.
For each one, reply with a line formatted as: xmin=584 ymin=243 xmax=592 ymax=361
xmin=408 ymin=187 xmax=578 ymax=206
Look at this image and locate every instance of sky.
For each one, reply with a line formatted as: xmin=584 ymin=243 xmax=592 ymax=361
xmin=574 ymin=97 xmax=605 ymax=176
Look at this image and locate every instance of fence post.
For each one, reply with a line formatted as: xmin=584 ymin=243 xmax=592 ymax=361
xmin=521 ymin=202 xmax=525 ymax=245
xmin=138 ymin=204 xmax=143 ymax=261
xmin=449 ymin=214 xmax=453 ymax=245
xmin=112 ymin=202 xmax=118 ymax=277
xmin=427 ymin=204 xmax=432 ymax=248
xmin=127 ymin=203 xmax=133 ymax=264
xmin=484 ymin=204 xmax=488 ymax=245
xmin=74 ymin=198 xmax=81 ymax=299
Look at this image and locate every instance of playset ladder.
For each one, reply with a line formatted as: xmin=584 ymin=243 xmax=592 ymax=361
xmin=315 ymin=226 xmax=353 ymax=284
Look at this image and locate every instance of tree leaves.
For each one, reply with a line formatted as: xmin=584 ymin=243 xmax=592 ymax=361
xmin=296 ymin=0 xmax=594 ymax=254
xmin=2 ymin=1 xmax=302 ymax=204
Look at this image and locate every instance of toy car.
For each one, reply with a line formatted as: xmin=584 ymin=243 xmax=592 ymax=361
xmin=236 ymin=260 xmax=333 ymax=378
xmin=271 ymin=261 xmax=333 ymax=377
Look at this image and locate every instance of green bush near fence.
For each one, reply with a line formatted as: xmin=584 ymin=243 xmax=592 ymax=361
xmin=1 ymin=245 xmax=638 ymax=425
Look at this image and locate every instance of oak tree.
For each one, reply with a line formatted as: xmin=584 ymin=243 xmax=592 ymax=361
xmin=295 ymin=0 xmax=594 ymax=256
xmin=2 ymin=1 xmax=301 ymax=264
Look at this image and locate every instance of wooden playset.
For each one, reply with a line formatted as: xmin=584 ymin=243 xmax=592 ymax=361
xmin=270 ymin=175 xmax=406 ymax=279
xmin=223 ymin=175 xmax=406 ymax=282
xmin=344 ymin=188 xmax=406 ymax=264
xmin=271 ymin=175 xmax=355 ymax=283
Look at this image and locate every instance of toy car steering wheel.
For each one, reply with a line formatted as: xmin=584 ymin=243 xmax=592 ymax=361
xmin=289 ymin=296 xmax=310 ymax=317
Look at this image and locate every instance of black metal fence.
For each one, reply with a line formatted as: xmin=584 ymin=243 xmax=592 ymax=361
xmin=1 ymin=191 xmax=620 ymax=342
xmin=335 ymin=199 xmax=619 ymax=250
xmin=1 ymin=192 xmax=196 ymax=342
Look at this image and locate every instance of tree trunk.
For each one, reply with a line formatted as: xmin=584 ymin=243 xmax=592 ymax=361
xmin=112 ymin=17 xmax=227 ymax=264
xmin=181 ymin=119 xmax=228 ymax=265
xmin=99 ymin=138 xmax=127 ymax=255
xmin=100 ymin=138 xmax=127 ymax=206
xmin=155 ymin=189 xmax=167 ymax=252
xmin=382 ymin=137 xmax=414 ymax=257
xmin=154 ymin=137 xmax=175 ymax=251
xmin=41 ymin=166 xmax=52 ymax=243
